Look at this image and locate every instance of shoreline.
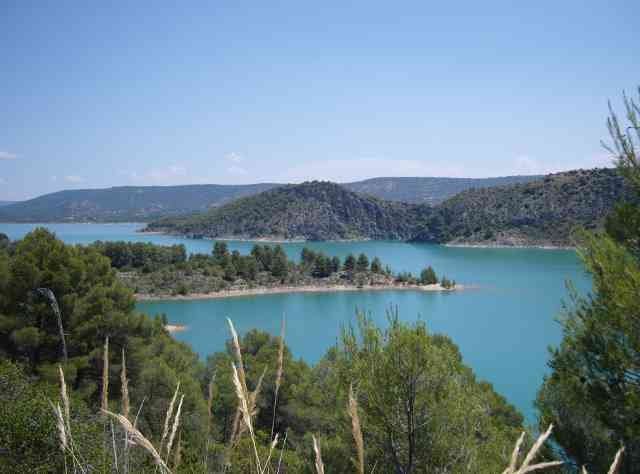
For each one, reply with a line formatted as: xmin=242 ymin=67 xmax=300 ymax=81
xmin=135 ymin=283 xmax=469 ymax=302
xmin=444 ymin=242 xmax=574 ymax=250
xmin=139 ymin=229 xmax=572 ymax=249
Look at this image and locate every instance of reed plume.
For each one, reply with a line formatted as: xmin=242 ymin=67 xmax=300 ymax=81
xmin=227 ymin=317 xmax=248 ymax=394
xmin=160 ymin=382 xmax=181 ymax=451
xmin=51 ymin=401 xmax=68 ymax=451
xmin=165 ymin=394 xmax=184 ymax=461
xmin=348 ymin=384 xmax=364 ymax=474
xmin=231 ymin=361 xmax=262 ymax=472
xmin=271 ymin=314 xmax=285 ymax=438
xmin=607 ymin=447 xmax=625 ymax=474
xmin=102 ymin=409 xmax=171 ymax=474
xmin=120 ymin=348 xmax=130 ymax=419
xmin=58 ymin=364 xmax=71 ymax=432
xmin=101 ymin=337 xmax=109 ymax=412
xmin=502 ymin=424 xmax=563 ymax=474
xmin=312 ymin=435 xmax=325 ymax=474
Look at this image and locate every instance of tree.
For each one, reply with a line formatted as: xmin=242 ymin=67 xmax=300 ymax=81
xmin=337 ymin=313 xmax=523 ymax=473
xmin=270 ymin=245 xmax=289 ymax=279
xmin=343 ymin=254 xmax=356 ymax=272
xmin=213 ymin=241 xmax=230 ymax=264
xmin=536 ymin=88 xmax=640 ymax=472
xmin=370 ymin=257 xmax=382 ymax=273
xmin=330 ymin=256 xmax=341 ymax=274
xmin=355 ymin=253 xmax=369 ymax=272
xmin=420 ymin=266 xmax=438 ymax=285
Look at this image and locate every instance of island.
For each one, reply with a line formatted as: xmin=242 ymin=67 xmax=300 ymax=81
xmin=89 ymin=240 xmax=459 ymax=301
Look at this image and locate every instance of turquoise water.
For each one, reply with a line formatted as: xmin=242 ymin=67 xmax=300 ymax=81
xmin=1 ymin=223 xmax=591 ymax=423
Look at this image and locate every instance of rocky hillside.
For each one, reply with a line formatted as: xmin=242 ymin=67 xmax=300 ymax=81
xmin=146 ymin=181 xmax=426 ymax=240
xmin=412 ymin=168 xmax=626 ymax=246
xmin=344 ymin=175 xmax=542 ymax=205
xmin=148 ymin=168 xmax=626 ymax=246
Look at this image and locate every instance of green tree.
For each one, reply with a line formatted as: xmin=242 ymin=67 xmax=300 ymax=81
xmin=420 ymin=265 xmax=438 ymax=284
xmin=343 ymin=254 xmax=356 ymax=272
xmin=536 ymin=88 xmax=640 ymax=472
xmin=213 ymin=241 xmax=230 ymax=264
xmin=355 ymin=253 xmax=369 ymax=272
xmin=337 ymin=313 xmax=523 ymax=473
xmin=370 ymin=256 xmax=382 ymax=273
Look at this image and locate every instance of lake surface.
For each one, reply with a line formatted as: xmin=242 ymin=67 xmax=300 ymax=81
xmin=1 ymin=222 xmax=591 ymax=423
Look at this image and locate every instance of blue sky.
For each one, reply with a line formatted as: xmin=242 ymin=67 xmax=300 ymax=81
xmin=1 ymin=1 xmax=638 ymax=200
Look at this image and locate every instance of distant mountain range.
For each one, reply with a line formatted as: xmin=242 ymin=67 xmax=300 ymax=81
xmin=0 ymin=184 xmax=279 ymax=222
xmin=0 ymin=176 xmax=542 ymax=222
xmin=0 ymin=201 xmax=15 ymax=207
xmin=146 ymin=168 xmax=626 ymax=247
xmin=343 ymin=175 xmax=542 ymax=205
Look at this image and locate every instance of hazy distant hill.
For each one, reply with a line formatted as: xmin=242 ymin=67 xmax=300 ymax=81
xmin=0 ymin=175 xmax=543 ymax=222
xmin=0 ymin=184 xmax=280 ymax=222
xmin=147 ymin=168 xmax=625 ymax=246
xmin=343 ymin=175 xmax=542 ymax=204
xmin=0 ymin=201 xmax=15 ymax=207
xmin=146 ymin=181 xmax=424 ymax=240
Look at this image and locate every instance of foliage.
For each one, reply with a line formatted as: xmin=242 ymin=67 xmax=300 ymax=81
xmin=536 ymin=88 xmax=640 ymax=473
xmin=147 ymin=181 xmax=423 ymax=241
xmin=420 ymin=265 xmax=438 ymax=284
xmin=0 ymin=228 xmax=209 ymax=469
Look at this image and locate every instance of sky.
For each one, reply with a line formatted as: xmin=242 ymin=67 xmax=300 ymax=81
xmin=1 ymin=1 xmax=639 ymax=200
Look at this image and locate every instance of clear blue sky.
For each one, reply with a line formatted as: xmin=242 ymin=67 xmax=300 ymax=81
xmin=1 ymin=1 xmax=638 ymax=200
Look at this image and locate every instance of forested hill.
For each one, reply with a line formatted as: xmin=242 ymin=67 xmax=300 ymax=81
xmin=0 ymin=175 xmax=541 ymax=222
xmin=146 ymin=181 xmax=425 ymax=240
xmin=0 ymin=183 xmax=279 ymax=222
xmin=344 ymin=175 xmax=542 ymax=204
xmin=147 ymin=168 xmax=625 ymax=246
xmin=411 ymin=167 xmax=626 ymax=246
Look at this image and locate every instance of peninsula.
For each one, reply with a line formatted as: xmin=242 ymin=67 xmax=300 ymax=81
xmin=89 ymin=240 xmax=458 ymax=300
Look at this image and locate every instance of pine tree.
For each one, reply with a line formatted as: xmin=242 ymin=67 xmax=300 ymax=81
xmin=536 ymin=87 xmax=640 ymax=473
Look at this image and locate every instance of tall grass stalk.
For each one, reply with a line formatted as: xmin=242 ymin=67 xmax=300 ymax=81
xmin=101 ymin=337 xmax=109 ymax=412
xmin=102 ymin=409 xmax=172 ymax=474
xmin=312 ymin=435 xmax=325 ymax=474
xmin=348 ymin=384 xmax=364 ymax=474
xmin=271 ymin=314 xmax=286 ymax=438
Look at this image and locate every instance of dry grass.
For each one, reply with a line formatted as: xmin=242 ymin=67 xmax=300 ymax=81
xmin=101 ymin=337 xmax=109 ymax=412
xmin=272 ymin=314 xmax=286 ymax=438
xmin=312 ymin=435 xmax=325 ymax=474
xmin=102 ymin=409 xmax=172 ymax=474
xmin=348 ymin=383 xmax=365 ymax=474
xmin=120 ymin=348 xmax=130 ymax=419
xmin=160 ymin=382 xmax=181 ymax=452
xmin=502 ymin=424 xmax=563 ymax=474
xmin=165 ymin=394 xmax=184 ymax=462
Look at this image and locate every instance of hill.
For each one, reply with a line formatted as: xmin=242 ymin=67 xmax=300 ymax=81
xmin=147 ymin=168 xmax=625 ymax=246
xmin=343 ymin=175 xmax=542 ymax=204
xmin=411 ymin=168 xmax=626 ymax=246
xmin=0 ymin=175 xmax=542 ymax=222
xmin=146 ymin=181 xmax=425 ymax=240
xmin=0 ymin=201 xmax=15 ymax=207
xmin=0 ymin=183 xmax=279 ymax=222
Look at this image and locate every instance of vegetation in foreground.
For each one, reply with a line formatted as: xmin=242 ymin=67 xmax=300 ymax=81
xmin=1 ymin=229 xmax=522 ymax=473
xmin=88 ymin=240 xmax=453 ymax=297
xmin=535 ymin=88 xmax=640 ymax=472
